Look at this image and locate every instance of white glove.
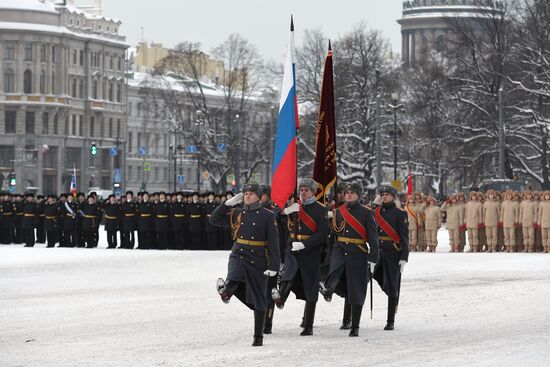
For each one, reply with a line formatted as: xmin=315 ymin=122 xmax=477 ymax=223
xmin=283 ymin=202 xmax=300 ymax=215
xmin=399 ymin=260 xmax=407 ymax=274
xmin=369 ymin=261 xmax=376 ymax=274
xmin=225 ymin=192 xmax=243 ymax=206
xmin=264 ymin=270 xmax=277 ymax=277
xmin=327 ymin=210 xmax=334 ymax=218
xmin=291 ymin=241 xmax=305 ymax=251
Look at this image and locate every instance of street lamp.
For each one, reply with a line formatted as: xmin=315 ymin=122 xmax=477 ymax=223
xmin=234 ymin=113 xmax=241 ymax=190
xmin=196 ymin=110 xmax=204 ymax=191
xmin=387 ymin=92 xmax=405 ymax=181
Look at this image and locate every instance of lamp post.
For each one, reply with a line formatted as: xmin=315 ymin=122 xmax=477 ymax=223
xmin=196 ymin=110 xmax=204 ymax=191
xmin=234 ymin=113 xmax=241 ymax=190
xmin=387 ymin=93 xmax=404 ymax=181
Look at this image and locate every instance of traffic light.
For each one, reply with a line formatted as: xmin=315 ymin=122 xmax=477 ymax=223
xmin=91 ymin=142 xmax=97 ymax=155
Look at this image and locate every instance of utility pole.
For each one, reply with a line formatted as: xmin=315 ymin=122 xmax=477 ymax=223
xmin=498 ymin=86 xmax=505 ymax=179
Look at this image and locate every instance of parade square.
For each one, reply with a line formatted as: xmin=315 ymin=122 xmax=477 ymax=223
xmin=1 ymin=232 xmax=549 ymax=367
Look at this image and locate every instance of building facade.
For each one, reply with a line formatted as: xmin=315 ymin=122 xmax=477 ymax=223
xmin=398 ymin=0 xmax=504 ymax=68
xmin=0 ymin=0 xmax=127 ymax=194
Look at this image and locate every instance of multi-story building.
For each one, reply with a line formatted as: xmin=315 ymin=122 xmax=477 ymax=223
xmin=398 ymin=0 xmax=504 ymax=68
xmin=0 ymin=0 xmax=127 ymax=194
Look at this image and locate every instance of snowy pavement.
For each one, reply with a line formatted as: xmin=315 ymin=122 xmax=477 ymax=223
xmin=1 ymin=229 xmax=550 ymax=367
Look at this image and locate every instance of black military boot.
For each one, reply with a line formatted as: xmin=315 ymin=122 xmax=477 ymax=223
xmin=349 ymin=305 xmax=363 ymax=337
xmin=263 ymin=308 xmax=274 ymax=334
xmin=299 ymin=307 xmax=306 ymax=328
xmin=252 ymin=310 xmax=265 ymax=346
xmin=300 ymin=301 xmax=316 ymax=336
xmin=384 ymin=297 xmax=397 ymax=331
xmin=340 ymin=301 xmax=351 ymax=330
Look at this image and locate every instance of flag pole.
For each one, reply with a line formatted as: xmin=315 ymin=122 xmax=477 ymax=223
xmin=328 ymin=39 xmax=339 ymax=208
xmin=291 ymin=14 xmax=299 ymax=240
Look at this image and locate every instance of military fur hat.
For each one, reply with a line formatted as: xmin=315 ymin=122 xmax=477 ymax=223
xmin=299 ymin=179 xmax=318 ymax=193
xmin=345 ymin=183 xmax=363 ymax=196
xmin=259 ymin=184 xmax=272 ymax=198
xmin=125 ymin=190 xmax=134 ymax=196
xmin=379 ymin=185 xmax=397 ymax=197
xmin=242 ymin=183 xmax=261 ymax=197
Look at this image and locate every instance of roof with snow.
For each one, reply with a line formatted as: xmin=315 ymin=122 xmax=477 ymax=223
xmin=0 ymin=0 xmax=57 ymax=14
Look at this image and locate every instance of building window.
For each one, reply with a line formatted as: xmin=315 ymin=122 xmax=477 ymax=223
xmin=117 ymin=57 xmax=122 ymax=71
xmin=90 ymin=116 xmax=95 ymax=137
xmin=24 ymin=43 xmax=33 ymax=60
xmin=109 ymin=81 xmax=113 ymax=101
xmin=116 ymin=82 xmax=121 ymax=102
xmin=26 ymin=111 xmax=35 ymax=134
xmin=53 ymin=113 xmax=58 ymax=135
xmin=128 ymin=131 xmax=133 ymax=152
xmin=128 ymin=102 xmax=132 ymax=116
xmin=4 ymin=42 xmax=15 ymax=60
xmin=72 ymin=115 xmax=77 ymax=136
xmin=52 ymin=46 xmax=56 ymax=63
xmin=43 ymin=146 xmax=57 ymax=169
xmin=64 ymin=115 xmax=69 ymax=135
xmin=79 ymin=115 xmax=84 ymax=137
xmin=42 ymin=112 xmax=49 ymax=134
xmin=4 ymin=68 xmax=15 ymax=93
xmin=79 ymin=50 xmax=84 ymax=66
xmin=40 ymin=45 xmax=47 ymax=62
xmin=0 ymin=146 xmax=15 ymax=168
xmin=72 ymin=49 xmax=77 ymax=64
xmin=100 ymin=117 xmax=105 ymax=137
xmin=92 ymin=79 xmax=98 ymax=99
xmin=436 ymin=35 xmax=446 ymax=52
xmin=40 ymin=70 xmax=46 ymax=94
xmin=72 ymin=78 xmax=77 ymax=97
xmin=109 ymin=118 xmax=113 ymax=138
xmin=24 ymin=70 xmax=32 ymax=94
xmin=116 ymin=119 xmax=121 ymax=138
xmin=51 ymin=72 xmax=56 ymax=94
xmin=5 ymin=111 xmax=16 ymax=133
xmin=78 ymin=79 xmax=83 ymax=98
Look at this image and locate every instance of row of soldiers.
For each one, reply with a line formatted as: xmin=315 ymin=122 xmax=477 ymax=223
xmin=403 ymin=190 xmax=550 ymax=253
xmin=0 ymin=190 xmax=241 ymax=250
xmin=214 ymin=181 xmax=409 ymax=346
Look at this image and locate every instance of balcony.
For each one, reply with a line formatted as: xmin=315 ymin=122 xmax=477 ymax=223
xmin=403 ymin=0 xmax=504 ymax=10
xmin=0 ymin=94 xmax=67 ymax=105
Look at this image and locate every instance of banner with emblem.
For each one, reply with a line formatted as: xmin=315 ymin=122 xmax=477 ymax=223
xmin=312 ymin=41 xmax=337 ymax=204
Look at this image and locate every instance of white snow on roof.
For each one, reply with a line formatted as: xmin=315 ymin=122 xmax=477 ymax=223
xmin=126 ymin=72 xmax=225 ymax=98
xmin=0 ymin=0 xmax=57 ymax=14
xmin=0 ymin=21 xmax=127 ymax=47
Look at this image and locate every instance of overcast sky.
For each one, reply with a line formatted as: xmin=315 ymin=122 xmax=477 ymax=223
xmin=85 ymin=0 xmax=403 ymax=61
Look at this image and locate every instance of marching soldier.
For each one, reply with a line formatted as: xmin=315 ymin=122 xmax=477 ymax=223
xmin=62 ymin=194 xmax=78 ymax=247
xmin=154 ymin=192 xmax=170 ymax=250
xmin=21 ymin=193 xmax=37 ymax=247
xmin=187 ymin=193 xmax=203 ymax=250
xmin=414 ymin=192 xmax=426 ymax=252
xmin=320 ymin=183 xmax=379 ymax=337
xmin=137 ymin=191 xmax=154 ymax=250
xmin=171 ymin=192 xmax=187 ymax=250
xmin=120 ymin=191 xmax=136 ymax=249
xmin=465 ymin=191 xmax=483 ymax=252
xmin=404 ymin=196 xmax=419 ymax=252
xmin=14 ymin=194 xmax=24 ymax=244
xmin=212 ymin=183 xmax=280 ymax=347
xmin=57 ymin=194 xmax=67 ymax=247
xmin=424 ymin=196 xmax=441 ymax=252
xmin=271 ymin=179 xmax=329 ymax=336
xmin=103 ymin=194 xmax=120 ymax=249
xmin=44 ymin=195 xmax=59 ymax=248
xmin=372 ymin=186 xmax=409 ymax=331
xmin=1 ymin=193 xmax=14 ymax=244
xmin=76 ymin=192 xmax=86 ymax=248
xmin=81 ymin=194 xmax=101 ymax=248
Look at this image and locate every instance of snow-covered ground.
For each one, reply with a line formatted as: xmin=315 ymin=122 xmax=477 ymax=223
xmin=1 ymin=228 xmax=549 ymax=367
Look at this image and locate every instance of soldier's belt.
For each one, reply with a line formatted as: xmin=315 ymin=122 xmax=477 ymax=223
xmin=379 ymin=236 xmax=403 ymax=251
xmin=173 ymin=214 xmax=185 ymax=218
xmin=140 ymin=214 xmax=152 ymax=217
xmin=105 ymin=215 xmax=118 ymax=220
xmin=16 ymin=213 xmax=24 ymax=216
xmin=46 ymin=216 xmax=57 ymax=220
xmin=124 ymin=214 xmax=135 ymax=217
xmin=337 ymin=236 xmax=365 ymax=245
xmin=39 ymin=214 xmax=45 ymax=217
xmin=236 ymin=238 xmax=267 ymax=246
xmin=24 ymin=214 xmax=35 ymax=217
xmin=190 ymin=215 xmax=201 ymax=218
xmin=290 ymin=234 xmax=311 ymax=240
xmin=379 ymin=236 xmax=393 ymax=241
xmin=83 ymin=214 xmax=97 ymax=219
xmin=2 ymin=213 xmax=12 ymax=216
xmin=156 ymin=215 xmax=168 ymax=218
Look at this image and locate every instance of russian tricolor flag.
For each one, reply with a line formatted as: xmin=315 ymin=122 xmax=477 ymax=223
xmin=271 ymin=17 xmax=299 ymax=208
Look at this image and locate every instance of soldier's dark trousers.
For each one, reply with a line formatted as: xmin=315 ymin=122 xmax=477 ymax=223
xmin=24 ymin=229 xmax=35 ymax=247
xmin=342 ymin=300 xmax=351 ymax=328
xmin=138 ymin=231 xmax=151 ymax=249
xmin=173 ymin=231 xmax=184 ymax=250
xmin=46 ymin=230 xmax=57 ymax=247
xmin=157 ymin=231 xmax=168 ymax=250
xmin=387 ymin=297 xmax=398 ymax=323
xmin=76 ymin=227 xmax=85 ymax=247
xmin=264 ymin=307 xmax=274 ymax=334
xmin=94 ymin=229 xmax=99 ymax=246
xmin=64 ymin=230 xmax=77 ymax=247
xmin=206 ymin=232 xmax=217 ymax=250
xmin=14 ymin=222 xmax=23 ymax=243
xmin=190 ymin=233 xmax=201 ymax=250
xmin=350 ymin=305 xmax=363 ymax=336
xmin=84 ymin=231 xmax=95 ymax=248
xmin=107 ymin=231 xmax=117 ymax=248
xmin=1 ymin=226 xmax=13 ymax=244
xmin=121 ymin=231 xmax=134 ymax=249
xmin=36 ymin=220 xmax=45 ymax=243
xmin=301 ymin=301 xmax=316 ymax=335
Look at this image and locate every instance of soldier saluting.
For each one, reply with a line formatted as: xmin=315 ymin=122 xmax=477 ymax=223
xmin=372 ymin=186 xmax=409 ymax=331
xmin=271 ymin=179 xmax=329 ymax=336
xmin=211 ymin=183 xmax=280 ymax=347
xmin=320 ymin=183 xmax=379 ymax=337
